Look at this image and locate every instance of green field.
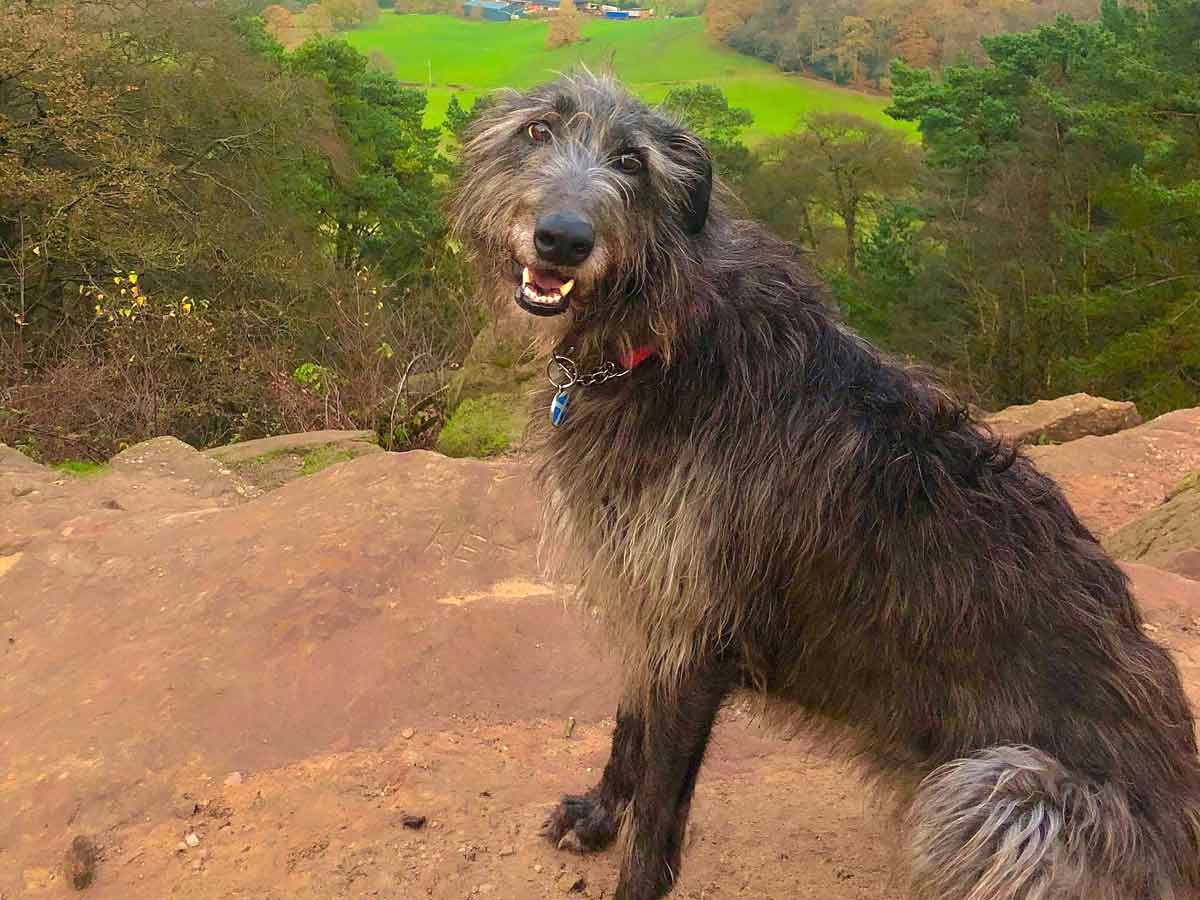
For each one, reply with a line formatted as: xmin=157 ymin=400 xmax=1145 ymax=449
xmin=345 ymin=14 xmax=907 ymax=141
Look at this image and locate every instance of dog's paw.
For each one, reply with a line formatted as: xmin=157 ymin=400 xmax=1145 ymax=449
xmin=541 ymin=793 xmax=620 ymax=853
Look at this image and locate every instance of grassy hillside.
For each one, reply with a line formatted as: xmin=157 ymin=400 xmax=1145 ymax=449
xmin=344 ymin=14 xmax=907 ymax=141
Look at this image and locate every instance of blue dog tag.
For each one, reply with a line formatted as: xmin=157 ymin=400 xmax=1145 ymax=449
xmin=551 ymin=389 xmax=571 ymax=427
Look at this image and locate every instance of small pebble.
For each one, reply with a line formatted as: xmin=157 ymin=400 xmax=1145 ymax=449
xmin=184 ymin=833 xmax=200 ymax=848
xmin=556 ymin=871 xmax=586 ymax=893
xmin=401 ymin=815 xmax=427 ymax=830
xmin=174 ymin=795 xmax=199 ymax=819
xmin=401 ymin=728 xmax=415 ymax=740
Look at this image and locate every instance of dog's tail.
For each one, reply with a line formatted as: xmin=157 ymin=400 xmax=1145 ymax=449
xmin=907 ymin=745 xmax=1200 ymax=900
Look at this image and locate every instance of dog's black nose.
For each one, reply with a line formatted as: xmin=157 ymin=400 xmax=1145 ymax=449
xmin=534 ymin=212 xmax=594 ymax=266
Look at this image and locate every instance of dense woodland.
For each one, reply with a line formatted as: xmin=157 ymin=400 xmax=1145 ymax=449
xmin=1 ymin=0 xmax=1198 ymax=461
xmin=714 ymin=0 xmax=1200 ymax=414
xmin=0 ymin=0 xmax=473 ymax=460
xmin=707 ymin=0 xmax=1103 ymax=87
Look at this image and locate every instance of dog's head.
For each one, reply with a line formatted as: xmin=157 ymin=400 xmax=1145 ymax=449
xmin=451 ymin=71 xmax=712 ymax=320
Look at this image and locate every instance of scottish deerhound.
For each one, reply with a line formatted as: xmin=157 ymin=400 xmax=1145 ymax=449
xmin=451 ymin=72 xmax=1200 ymax=900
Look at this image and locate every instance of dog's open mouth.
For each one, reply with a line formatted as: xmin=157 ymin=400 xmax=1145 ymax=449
xmin=515 ymin=265 xmax=574 ymax=317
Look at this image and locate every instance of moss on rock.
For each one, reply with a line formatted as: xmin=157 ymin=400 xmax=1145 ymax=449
xmin=436 ymin=394 xmax=525 ymax=459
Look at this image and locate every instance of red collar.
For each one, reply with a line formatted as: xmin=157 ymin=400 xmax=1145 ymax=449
xmin=619 ymin=344 xmax=657 ymax=370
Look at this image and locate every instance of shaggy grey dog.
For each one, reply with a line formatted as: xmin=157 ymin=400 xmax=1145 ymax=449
xmin=451 ymin=71 xmax=1200 ymax=900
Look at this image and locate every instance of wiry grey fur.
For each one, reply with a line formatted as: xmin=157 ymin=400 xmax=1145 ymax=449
xmin=450 ymin=72 xmax=1200 ymax=900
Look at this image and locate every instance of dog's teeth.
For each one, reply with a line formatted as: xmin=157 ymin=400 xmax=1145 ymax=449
xmin=522 ymin=267 xmax=532 ymax=285
xmin=522 ymin=284 xmax=555 ymax=305
xmin=560 ymin=279 xmax=575 ymax=297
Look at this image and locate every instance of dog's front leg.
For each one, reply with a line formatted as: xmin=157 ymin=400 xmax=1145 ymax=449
xmin=613 ymin=659 xmax=733 ymax=900
xmin=543 ymin=693 xmax=645 ymax=852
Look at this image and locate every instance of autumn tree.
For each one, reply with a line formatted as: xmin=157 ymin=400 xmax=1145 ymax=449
xmin=262 ymin=4 xmax=295 ymax=43
xmin=0 ymin=0 xmax=337 ymax=454
xmin=722 ymin=0 xmax=1108 ymax=85
xmin=0 ymin=1 xmax=466 ymax=460
xmin=323 ymin=0 xmax=367 ymax=29
xmin=704 ymin=0 xmax=762 ymax=43
xmin=546 ymin=0 xmax=582 ymax=49
xmin=299 ymin=1 xmax=335 ymax=36
xmin=359 ymin=0 xmax=382 ymax=25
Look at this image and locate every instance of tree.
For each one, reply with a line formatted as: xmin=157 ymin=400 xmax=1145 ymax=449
xmin=444 ymin=95 xmax=472 ymax=139
xmin=768 ymin=113 xmax=920 ymax=272
xmin=0 ymin=0 xmax=348 ymax=454
xmin=704 ymin=0 xmax=762 ymax=43
xmin=718 ymin=0 xmax=1111 ymax=87
xmin=300 ymin=1 xmax=335 ymax=35
xmin=323 ymin=0 xmax=367 ymax=29
xmin=288 ymin=37 xmax=446 ymax=279
xmin=367 ymin=49 xmax=394 ymax=72
xmin=662 ymin=84 xmax=754 ymax=182
xmin=262 ymin=3 xmax=295 ymax=41
xmin=0 ymin=0 xmax=323 ymax=329
xmin=546 ymin=0 xmax=582 ymax=48
xmin=887 ymin=5 xmax=1200 ymax=413
xmin=359 ymin=0 xmax=382 ymax=24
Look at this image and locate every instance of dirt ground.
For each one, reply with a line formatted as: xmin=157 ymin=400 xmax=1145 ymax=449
xmin=2 ymin=418 xmax=1200 ymax=900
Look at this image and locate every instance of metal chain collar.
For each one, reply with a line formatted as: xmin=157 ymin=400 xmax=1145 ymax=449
xmin=546 ymin=350 xmax=631 ymax=391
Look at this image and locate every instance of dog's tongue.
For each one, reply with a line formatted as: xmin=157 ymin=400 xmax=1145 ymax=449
xmin=529 ymin=268 xmax=567 ymax=292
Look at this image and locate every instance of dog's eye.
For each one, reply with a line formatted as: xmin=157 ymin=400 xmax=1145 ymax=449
xmin=614 ymin=153 xmax=643 ymax=174
xmin=527 ymin=121 xmax=552 ymax=143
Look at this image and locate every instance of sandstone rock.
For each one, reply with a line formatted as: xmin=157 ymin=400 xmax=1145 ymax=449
xmin=202 ymin=430 xmax=381 ymax=465
xmin=5 ymin=409 xmax=1200 ymax=900
xmin=0 ymin=442 xmax=55 ymax=499
xmin=442 ymin=302 xmax=551 ymax=457
xmin=1121 ymin=562 xmax=1200 ymax=629
xmin=0 ymin=442 xmax=52 ymax=476
xmin=556 ymin=871 xmax=586 ymax=893
xmin=1105 ymin=473 xmax=1200 ymax=575
xmin=986 ymin=393 xmax=1141 ymax=445
xmin=110 ymin=436 xmax=255 ymax=502
xmin=1165 ymin=548 xmax=1200 ymax=581
xmin=1027 ymin=408 xmax=1200 ymax=536
xmin=450 ymin=302 xmax=553 ymax=410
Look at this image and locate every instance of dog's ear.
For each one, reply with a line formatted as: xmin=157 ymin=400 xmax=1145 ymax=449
xmin=668 ymin=133 xmax=712 ymax=236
